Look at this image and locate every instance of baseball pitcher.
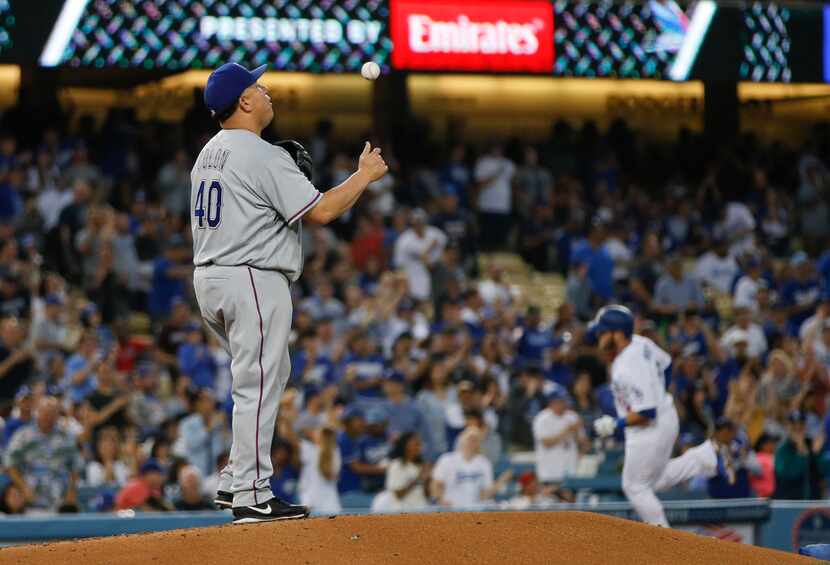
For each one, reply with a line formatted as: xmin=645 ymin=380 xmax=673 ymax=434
xmin=191 ymin=62 xmax=387 ymax=523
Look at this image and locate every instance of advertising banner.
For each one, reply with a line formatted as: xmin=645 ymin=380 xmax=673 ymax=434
xmin=390 ymin=0 xmax=554 ymax=73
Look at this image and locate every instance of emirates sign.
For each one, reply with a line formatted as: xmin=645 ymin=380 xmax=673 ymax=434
xmin=391 ymin=0 xmax=554 ymax=72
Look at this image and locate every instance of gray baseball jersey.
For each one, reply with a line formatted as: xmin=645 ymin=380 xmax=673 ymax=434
xmin=191 ymin=129 xmax=322 ymax=282
xmin=190 ymin=128 xmax=320 ymax=508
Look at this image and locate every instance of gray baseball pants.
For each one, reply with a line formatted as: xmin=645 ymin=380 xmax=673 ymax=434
xmin=194 ymin=264 xmax=292 ymax=507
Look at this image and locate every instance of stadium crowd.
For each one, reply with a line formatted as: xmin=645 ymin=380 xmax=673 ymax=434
xmin=0 ymin=95 xmax=829 ymax=515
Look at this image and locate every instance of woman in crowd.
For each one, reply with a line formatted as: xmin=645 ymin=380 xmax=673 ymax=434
xmin=758 ymin=349 xmax=801 ymax=433
xmin=298 ymin=426 xmax=341 ymax=515
xmin=84 ymin=425 xmax=131 ymax=487
xmin=570 ymin=371 xmax=602 ymax=433
xmin=416 ymin=362 xmax=456 ymax=460
xmin=371 ymin=432 xmax=430 ymax=512
xmin=749 ymin=434 xmax=777 ymax=498
xmin=724 ymin=362 xmax=766 ymax=445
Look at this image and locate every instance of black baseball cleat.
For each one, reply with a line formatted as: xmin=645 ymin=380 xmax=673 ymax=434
xmin=214 ymin=490 xmax=233 ymax=509
xmin=232 ymin=497 xmax=310 ymax=524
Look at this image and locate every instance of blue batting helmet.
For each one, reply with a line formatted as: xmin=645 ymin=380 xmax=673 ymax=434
xmin=587 ymin=305 xmax=634 ymax=342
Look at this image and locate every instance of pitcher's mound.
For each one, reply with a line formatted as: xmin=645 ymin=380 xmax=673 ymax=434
xmin=0 ymin=511 xmax=814 ymax=565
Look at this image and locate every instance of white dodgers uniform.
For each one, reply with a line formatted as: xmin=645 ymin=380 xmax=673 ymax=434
xmin=612 ymin=335 xmax=716 ymax=526
xmin=191 ymin=129 xmax=321 ymax=507
xmin=432 ymin=451 xmax=494 ymax=508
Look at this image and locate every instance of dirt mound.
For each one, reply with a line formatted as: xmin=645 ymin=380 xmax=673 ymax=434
xmin=0 ymin=511 xmax=815 ymax=565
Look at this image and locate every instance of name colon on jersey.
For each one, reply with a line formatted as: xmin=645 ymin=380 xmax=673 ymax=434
xmin=200 ymin=148 xmax=231 ymax=172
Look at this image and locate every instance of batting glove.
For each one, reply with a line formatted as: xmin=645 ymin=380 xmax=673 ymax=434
xmin=593 ymin=415 xmax=617 ymax=438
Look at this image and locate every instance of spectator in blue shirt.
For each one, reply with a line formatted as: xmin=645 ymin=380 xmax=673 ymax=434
xmin=2 ymin=387 xmax=33 ymax=447
xmin=506 ymin=364 xmax=547 ymax=449
xmin=758 ymin=286 xmax=790 ymax=349
xmin=669 ymin=313 xmax=725 ymax=366
xmin=291 ymin=329 xmax=337 ymax=388
xmin=360 ymin=407 xmax=392 ymax=493
xmin=300 ymin=279 xmax=345 ymax=322
xmin=340 ymin=331 xmax=385 ymax=403
xmin=381 ymin=371 xmax=427 ymax=444
xmin=337 ymin=406 xmax=384 ymax=494
xmin=818 ymin=250 xmax=830 ymax=291
xmin=779 ymin=252 xmax=821 ymax=336
xmin=0 ymin=168 xmax=23 ymax=224
xmin=0 ymin=274 xmax=30 ymax=319
xmin=269 ymin=439 xmax=300 ymax=504
xmin=79 ymin=303 xmax=115 ymax=354
xmin=653 ymin=258 xmax=705 ymax=320
xmin=571 ymin=221 xmax=614 ymax=301
xmin=177 ymin=323 xmax=218 ymax=391
xmin=62 ymin=330 xmax=103 ymax=404
xmin=516 ymin=305 xmax=552 ymax=366
xmin=173 ymin=388 xmax=230 ymax=479
xmin=565 ymin=257 xmax=594 ymax=321
xmin=148 ymin=236 xmax=190 ymax=320
xmin=440 ymin=144 xmax=472 ymax=208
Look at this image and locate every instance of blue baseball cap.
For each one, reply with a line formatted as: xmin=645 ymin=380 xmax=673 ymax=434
xmin=545 ymin=385 xmax=570 ymax=404
xmin=714 ymin=416 xmax=736 ymax=430
xmin=788 ymin=410 xmax=806 ymax=423
xmin=139 ymin=459 xmax=163 ymax=475
xmin=790 ymin=251 xmax=809 ymax=266
xmin=204 ymin=63 xmax=267 ymax=116
xmin=303 ymin=384 xmax=321 ymax=401
xmin=340 ymin=405 xmax=364 ymax=422
xmin=365 ymin=407 xmax=389 ymax=425
xmin=384 ymin=369 xmax=406 ymax=384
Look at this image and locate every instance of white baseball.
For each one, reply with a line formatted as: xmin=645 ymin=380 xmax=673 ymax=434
xmin=361 ymin=61 xmax=380 ymax=81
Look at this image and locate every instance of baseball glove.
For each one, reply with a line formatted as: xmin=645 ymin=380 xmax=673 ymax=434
xmin=275 ymin=139 xmax=313 ymax=182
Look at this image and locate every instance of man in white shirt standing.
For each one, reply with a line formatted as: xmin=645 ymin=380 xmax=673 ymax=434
xmin=532 ymin=387 xmax=585 ymax=485
xmin=733 ymin=259 xmax=763 ymax=313
xmin=393 ymin=209 xmax=447 ymax=301
xmin=721 ymin=307 xmax=768 ymax=360
xmin=694 ymin=237 xmax=738 ymax=295
xmin=430 ymin=427 xmax=511 ymax=508
xmin=474 ymin=141 xmax=515 ymax=251
xmin=800 ymin=294 xmax=830 ymax=363
xmin=722 ymin=201 xmax=757 ymax=256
